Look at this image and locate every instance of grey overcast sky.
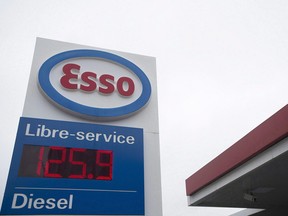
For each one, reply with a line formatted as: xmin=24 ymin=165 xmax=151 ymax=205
xmin=1 ymin=1 xmax=288 ymax=215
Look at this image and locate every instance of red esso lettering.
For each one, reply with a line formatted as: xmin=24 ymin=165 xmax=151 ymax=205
xmin=60 ymin=63 xmax=135 ymax=97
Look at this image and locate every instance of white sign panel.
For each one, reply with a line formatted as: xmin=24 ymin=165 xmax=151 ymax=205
xmin=1 ymin=38 xmax=162 ymax=216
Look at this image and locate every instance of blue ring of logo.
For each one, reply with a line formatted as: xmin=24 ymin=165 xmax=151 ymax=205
xmin=38 ymin=50 xmax=151 ymax=118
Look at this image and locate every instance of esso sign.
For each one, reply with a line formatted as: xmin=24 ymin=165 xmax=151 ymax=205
xmin=38 ymin=50 xmax=151 ymax=119
xmin=60 ymin=63 xmax=135 ymax=97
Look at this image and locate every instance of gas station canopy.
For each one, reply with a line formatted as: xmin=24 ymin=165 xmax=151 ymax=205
xmin=185 ymin=105 xmax=288 ymax=215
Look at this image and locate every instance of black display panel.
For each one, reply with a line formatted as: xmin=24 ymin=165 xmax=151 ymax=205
xmin=18 ymin=144 xmax=113 ymax=180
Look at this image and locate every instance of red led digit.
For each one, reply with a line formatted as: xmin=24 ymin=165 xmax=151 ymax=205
xmin=36 ymin=146 xmax=45 ymax=176
xmin=68 ymin=148 xmax=86 ymax=179
xmin=44 ymin=146 xmax=66 ymax=178
xmin=96 ymin=150 xmax=113 ymax=180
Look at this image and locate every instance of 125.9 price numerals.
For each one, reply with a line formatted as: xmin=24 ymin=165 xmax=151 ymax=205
xmin=18 ymin=144 xmax=113 ymax=180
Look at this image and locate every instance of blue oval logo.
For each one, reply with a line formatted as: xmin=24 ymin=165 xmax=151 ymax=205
xmin=38 ymin=50 xmax=151 ymax=119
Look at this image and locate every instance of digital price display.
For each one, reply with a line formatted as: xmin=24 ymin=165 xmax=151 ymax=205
xmin=18 ymin=145 xmax=113 ymax=180
xmin=1 ymin=117 xmax=144 ymax=215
